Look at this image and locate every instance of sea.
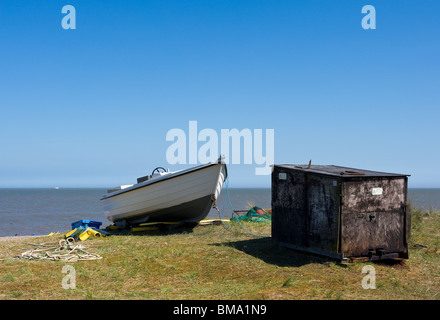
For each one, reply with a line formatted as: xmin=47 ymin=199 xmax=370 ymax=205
xmin=0 ymin=188 xmax=439 ymax=237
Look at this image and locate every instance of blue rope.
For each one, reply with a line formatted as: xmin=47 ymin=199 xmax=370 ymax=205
xmin=220 ymin=175 xmax=270 ymax=238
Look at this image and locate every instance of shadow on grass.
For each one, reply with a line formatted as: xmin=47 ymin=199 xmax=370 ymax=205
xmin=372 ymin=258 xmax=408 ymax=269
xmin=211 ymin=237 xmax=334 ymax=268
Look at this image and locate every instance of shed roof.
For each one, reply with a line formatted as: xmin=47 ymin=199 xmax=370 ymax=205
xmin=274 ymin=164 xmax=410 ymax=178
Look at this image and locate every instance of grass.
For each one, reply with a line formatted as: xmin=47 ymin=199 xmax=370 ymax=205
xmin=0 ymin=208 xmax=439 ymax=300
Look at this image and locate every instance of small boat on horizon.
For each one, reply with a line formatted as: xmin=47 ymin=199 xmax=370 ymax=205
xmin=100 ymin=157 xmax=227 ymax=227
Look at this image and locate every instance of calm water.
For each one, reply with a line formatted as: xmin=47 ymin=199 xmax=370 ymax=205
xmin=0 ymin=188 xmax=438 ymax=237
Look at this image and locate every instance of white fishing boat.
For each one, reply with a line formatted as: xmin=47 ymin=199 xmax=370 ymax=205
xmin=101 ymin=157 xmax=227 ymax=227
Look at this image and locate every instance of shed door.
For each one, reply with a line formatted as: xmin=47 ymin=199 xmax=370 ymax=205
xmin=340 ymin=178 xmax=407 ymax=257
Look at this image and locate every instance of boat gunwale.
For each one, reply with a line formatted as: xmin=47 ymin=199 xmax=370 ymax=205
xmin=100 ymin=159 xmax=227 ymax=201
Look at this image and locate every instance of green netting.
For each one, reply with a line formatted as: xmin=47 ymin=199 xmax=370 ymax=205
xmin=230 ymin=206 xmax=271 ymax=222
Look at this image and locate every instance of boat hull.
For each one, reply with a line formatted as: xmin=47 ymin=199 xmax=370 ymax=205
xmin=101 ymin=161 xmax=226 ymax=226
xmin=122 ymin=195 xmax=213 ymax=226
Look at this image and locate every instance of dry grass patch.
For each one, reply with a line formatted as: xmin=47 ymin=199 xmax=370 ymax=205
xmin=1 ymin=211 xmax=439 ymax=300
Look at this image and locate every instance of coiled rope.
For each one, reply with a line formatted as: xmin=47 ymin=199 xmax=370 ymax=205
xmin=16 ymin=237 xmax=102 ymax=262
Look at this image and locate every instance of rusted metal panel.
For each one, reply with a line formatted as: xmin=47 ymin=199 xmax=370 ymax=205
xmin=341 ymin=178 xmax=408 ymax=257
xmin=271 ymin=164 xmax=410 ymax=261
xmin=276 ymin=165 xmax=407 ymax=178
xmin=271 ymin=167 xmax=308 ymax=248
xmin=271 ymin=167 xmax=341 ymax=258
xmin=306 ymin=174 xmax=340 ymax=255
xmin=341 ymin=178 xmax=406 ymax=213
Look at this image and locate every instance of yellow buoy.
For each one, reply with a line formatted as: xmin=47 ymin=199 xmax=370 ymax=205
xmin=78 ymin=227 xmax=106 ymax=240
xmin=87 ymin=228 xmax=102 ymax=237
xmin=79 ymin=229 xmax=91 ymax=241
xmin=65 ymin=228 xmax=78 ymax=238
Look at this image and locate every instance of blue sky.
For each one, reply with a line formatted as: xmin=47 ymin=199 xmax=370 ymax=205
xmin=0 ymin=0 xmax=439 ymax=188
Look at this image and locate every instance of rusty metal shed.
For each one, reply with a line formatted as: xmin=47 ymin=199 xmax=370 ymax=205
xmin=271 ymin=164 xmax=410 ymax=261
